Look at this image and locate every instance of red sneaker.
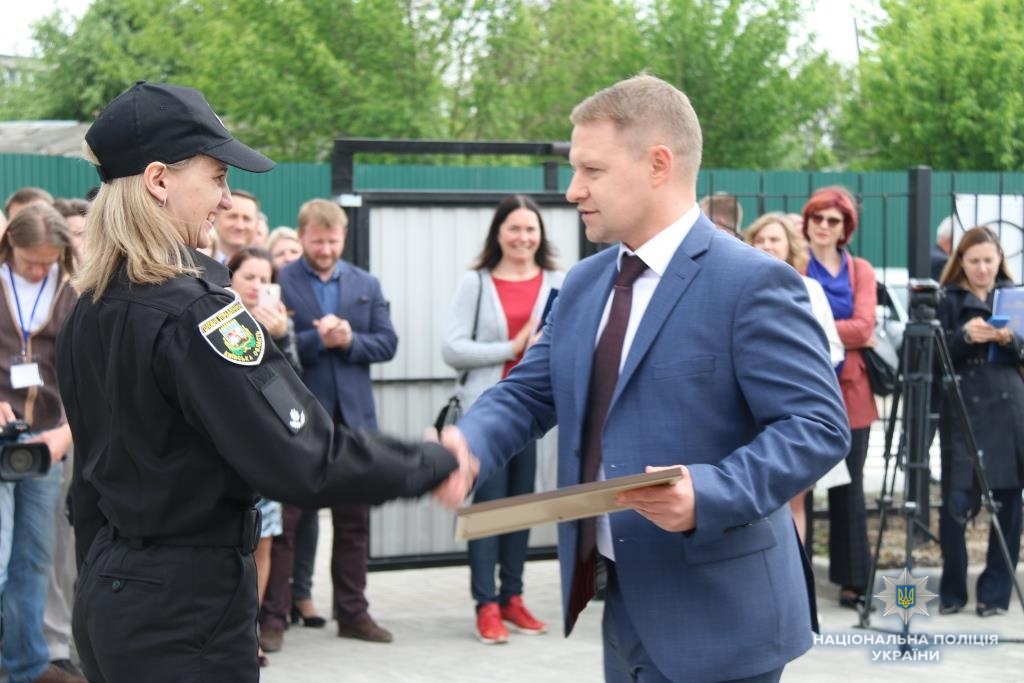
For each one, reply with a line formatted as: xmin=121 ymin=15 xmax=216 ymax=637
xmin=475 ymin=603 xmax=509 ymax=644
xmin=500 ymin=595 xmax=548 ymax=635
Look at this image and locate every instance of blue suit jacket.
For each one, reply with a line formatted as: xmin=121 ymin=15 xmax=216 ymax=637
xmin=279 ymin=259 xmax=397 ymax=430
xmin=458 ymin=216 xmax=850 ymax=682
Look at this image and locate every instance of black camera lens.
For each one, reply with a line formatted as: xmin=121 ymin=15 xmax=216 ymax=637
xmin=7 ymin=447 xmax=35 ymax=473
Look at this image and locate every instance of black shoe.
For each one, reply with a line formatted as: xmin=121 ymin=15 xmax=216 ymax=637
xmin=838 ymin=591 xmax=876 ymax=612
xmin=291 ymin=604 xmax=327 ymax=628
xmin=976 ymin=603 xmax=1006 ymax=618
xmin=939 ymin=603 xmax=963 ymax=615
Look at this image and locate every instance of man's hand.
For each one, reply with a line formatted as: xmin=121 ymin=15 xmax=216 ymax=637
xmin=314 ymin=315 xmax=353 ymax=349
xmin=27 ymin=424 xmax=73 ymax=465
xmin=615 ymin=465 xmax=696 ymax=533
xmin=432 ymin=425 xmax=479 ymax=508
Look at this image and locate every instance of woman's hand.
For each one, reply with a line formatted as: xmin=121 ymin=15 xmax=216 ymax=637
xmin=963 ymin=316 xmax=1002 ymax=344
xmin=511 ymin=318 xmax=538 ymax=356
xmin=0 ymin=401 xmax=15 ymax=425
xmin=252 ymin=301 xmax=289 ymax=338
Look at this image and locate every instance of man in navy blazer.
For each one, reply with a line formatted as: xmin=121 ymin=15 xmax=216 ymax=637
xmin=278 ymin=198 xmax=398 ymax=644
xmin=437 ymin=76 xmax=850 ymax=682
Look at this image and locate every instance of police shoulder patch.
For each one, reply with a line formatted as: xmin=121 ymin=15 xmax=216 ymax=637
xmin=198 ymin=297 xmax=265 ymax=366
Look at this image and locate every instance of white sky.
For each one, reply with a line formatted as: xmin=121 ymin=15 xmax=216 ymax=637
xmin=1 ymin=0 xmax=880 ymax=64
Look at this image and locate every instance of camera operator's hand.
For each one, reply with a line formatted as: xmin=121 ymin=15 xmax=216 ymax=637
xmin=0 ymin=401 xmax=15 ymax=425
xmin=26 ymin=424 xmax=72 ymax=465
xmin=964 ymin=316 xmax=1002 ymax=344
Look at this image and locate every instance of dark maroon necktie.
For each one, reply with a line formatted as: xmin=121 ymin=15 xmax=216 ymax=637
xmin=567 ymin=253 xmax=648 ymax=630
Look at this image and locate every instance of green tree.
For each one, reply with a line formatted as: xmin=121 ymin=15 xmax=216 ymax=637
xmin=645 ymin=0 xmax=842 ymax=169
xmin=4 ymin=0 xmax=450 ymax=161
xmin=451 ymin=0 xmax=648 ymax=143
xmin=837 ymin=0 xmax=1024 ymax=170
xmin=0 ymin=0 xmax=198 ymax=121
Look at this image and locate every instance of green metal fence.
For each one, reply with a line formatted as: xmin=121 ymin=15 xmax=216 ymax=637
xmin=4 ymin=152 xmax=1024 ymax=270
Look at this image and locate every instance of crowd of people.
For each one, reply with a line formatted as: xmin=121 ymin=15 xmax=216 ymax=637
xmin=0 ymin=73 xmax=1020 ymax=683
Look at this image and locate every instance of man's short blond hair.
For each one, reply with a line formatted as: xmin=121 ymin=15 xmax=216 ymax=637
xmin=570 ymin=74 xmax=703 ymax=184
xmin=297 ymin=198 xmax=348 ymax=234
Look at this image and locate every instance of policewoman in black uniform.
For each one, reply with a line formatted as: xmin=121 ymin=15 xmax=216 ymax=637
xmin=56 ymin=82 xmax=459 ymax=682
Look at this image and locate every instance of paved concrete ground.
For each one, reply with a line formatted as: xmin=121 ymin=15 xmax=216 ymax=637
xmin=261 ymin=511 xmax=1024 ymax=683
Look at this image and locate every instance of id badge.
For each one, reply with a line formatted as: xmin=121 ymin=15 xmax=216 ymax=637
xmin=10 ymin=354 xmax=43 ymax=389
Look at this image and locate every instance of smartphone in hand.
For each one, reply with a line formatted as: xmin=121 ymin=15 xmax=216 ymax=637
xmin=988 ymin=315 xmax=1010 ymax=329
xmin=258 ymin=283 xmax=281 ymax=309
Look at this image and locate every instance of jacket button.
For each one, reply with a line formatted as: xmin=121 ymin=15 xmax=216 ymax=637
xmin=111 ymin=579 xmax=123 ymax=592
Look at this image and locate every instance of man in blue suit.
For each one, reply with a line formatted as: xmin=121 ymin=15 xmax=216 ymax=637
xmin=437 ymin=75 xmax=850 ymax=682
xmin=277 ymin=198 xmax=398 ymax=644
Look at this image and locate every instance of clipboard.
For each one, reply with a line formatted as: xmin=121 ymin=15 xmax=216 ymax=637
xmin=454 ymin=467 xmax=683 ymax=541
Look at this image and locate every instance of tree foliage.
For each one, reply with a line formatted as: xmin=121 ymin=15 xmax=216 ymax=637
xmin=2 ymin=0 xmax=842 ymax=168
xmin=837 ymin=0 xmax=1024 ymax=170
xmin=645 ymin=0 xmax=841 ymax=168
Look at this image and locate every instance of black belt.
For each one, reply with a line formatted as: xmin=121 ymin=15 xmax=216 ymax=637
xmin=112 ymin=508 xmax=260 ymax=554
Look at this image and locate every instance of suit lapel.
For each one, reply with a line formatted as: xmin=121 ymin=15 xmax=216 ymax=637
xmin=611 ymin=219 xmax=714 ymax=408
xmin=289 ymin=262 xmax=325 ymax=319
xmin=336 ymin=262 xmax=357 ymax=317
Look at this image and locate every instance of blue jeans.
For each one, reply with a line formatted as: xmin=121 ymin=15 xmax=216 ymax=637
xmin=0 ymin=462 xmax=63 ymax=682
xmin=469 ymin=442 xmax=537 ymax=606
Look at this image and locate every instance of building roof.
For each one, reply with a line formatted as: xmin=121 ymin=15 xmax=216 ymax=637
xmin=0 ymin=121 xmax=89 ymax=156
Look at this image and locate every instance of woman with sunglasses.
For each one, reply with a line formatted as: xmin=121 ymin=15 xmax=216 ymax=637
xmin=801 ymin=186 xmax=878 ymax=611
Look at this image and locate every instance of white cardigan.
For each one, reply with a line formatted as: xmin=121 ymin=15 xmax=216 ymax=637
xmin=441 ymin=268 xmax=564 ymax=410
xmin=802 ymin=275 xmax=845 ymax=368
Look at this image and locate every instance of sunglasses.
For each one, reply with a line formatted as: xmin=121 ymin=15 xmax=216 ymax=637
xmin=810 ymin=213 xmax=844 ymax=228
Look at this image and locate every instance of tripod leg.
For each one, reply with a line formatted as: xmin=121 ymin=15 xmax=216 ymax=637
xmin=860 ymin=382 xmax=905 ymax=627
xmin=976 ymin=488 xmax=1022 ymax=612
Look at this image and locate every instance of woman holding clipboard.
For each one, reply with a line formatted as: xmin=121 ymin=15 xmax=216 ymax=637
xmin=937 ymin=225 xmax=1024 ymax=617
xmin=442 ymin=194 xmax=563 ymax=644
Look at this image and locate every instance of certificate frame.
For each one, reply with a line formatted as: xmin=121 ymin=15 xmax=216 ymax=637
xmin=454 ymin=467 xmax=683 ymax=541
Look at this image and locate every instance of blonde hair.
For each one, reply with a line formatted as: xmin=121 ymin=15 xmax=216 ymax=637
xmin=74 ymin=145 xmax=199 ymax=300
xmin=570 ymin=74 xmax=703 ymax=184
xmin=0 ymin=203 xmax=76 ymax=277
xmin=267 ymin=226 xmax=299 ymax=253
xmin=297 ymin=199 xmax=347 ymax=234
xmin=744 ymin=212 xmax=808 ymax=271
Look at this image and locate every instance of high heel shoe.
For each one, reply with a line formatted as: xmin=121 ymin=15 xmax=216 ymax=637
xmin=290 ymin=605 xmax=327 ymax=628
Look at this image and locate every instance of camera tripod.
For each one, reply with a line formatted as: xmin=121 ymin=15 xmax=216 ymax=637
xmin=859 ymin=281 xmax=1024 ymax=638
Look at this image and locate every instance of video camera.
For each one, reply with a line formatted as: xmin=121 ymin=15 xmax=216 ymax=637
xmin=907 ymin=278 xmax=943 ymax=321
xmin=0 ymin=420 xmax=51 ymax=482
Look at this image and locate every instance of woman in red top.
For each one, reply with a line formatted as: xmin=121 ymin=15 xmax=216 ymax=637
xmin=442 ymin=195 xmax=563 ymax=644
xmin=801 ymin=186 xmax=878 ymax=610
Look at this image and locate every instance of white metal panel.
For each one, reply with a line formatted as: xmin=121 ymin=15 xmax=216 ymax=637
xmin=363 ymin=203 xmax=580 ymax=559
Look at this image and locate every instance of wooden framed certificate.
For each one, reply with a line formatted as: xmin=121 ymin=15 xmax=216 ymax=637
xmin=455 ymin=467 xmax=683 ymax=541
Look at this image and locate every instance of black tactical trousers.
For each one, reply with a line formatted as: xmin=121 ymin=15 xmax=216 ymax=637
xmin=73 ymin=526 xmax=258 ymax=682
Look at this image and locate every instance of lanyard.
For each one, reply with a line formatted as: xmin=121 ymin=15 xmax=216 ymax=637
xmin=8 ymin=266 xmax=50 ymax=349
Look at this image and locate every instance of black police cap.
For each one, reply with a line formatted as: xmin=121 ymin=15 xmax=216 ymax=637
xmin=85 ymin=81 xmax=275 ymax=182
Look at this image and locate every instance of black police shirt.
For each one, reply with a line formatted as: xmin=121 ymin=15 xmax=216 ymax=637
xmin=57 ymin=250 xmax=455 ymax=563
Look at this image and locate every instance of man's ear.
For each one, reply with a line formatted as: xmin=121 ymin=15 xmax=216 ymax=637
xmin=143 ymin=161 xmax=169 ymax=206
xmin=649 ymin=144 xmax=674 ymax=187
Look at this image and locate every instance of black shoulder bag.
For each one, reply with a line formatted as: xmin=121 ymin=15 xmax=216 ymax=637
xmin=434 ymin=271 xmax=483 ymax=432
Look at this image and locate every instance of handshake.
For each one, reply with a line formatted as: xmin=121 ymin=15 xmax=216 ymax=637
xmin=426 ymin=426 xmax=480 ymax=509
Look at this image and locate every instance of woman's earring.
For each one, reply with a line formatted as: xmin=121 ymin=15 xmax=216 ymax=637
xmin=158 ymin=199 xmax=166 ymax=209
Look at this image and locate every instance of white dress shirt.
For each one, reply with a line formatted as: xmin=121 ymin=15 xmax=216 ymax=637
xmin=595 ymin=203 xmax=700 ymax=561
